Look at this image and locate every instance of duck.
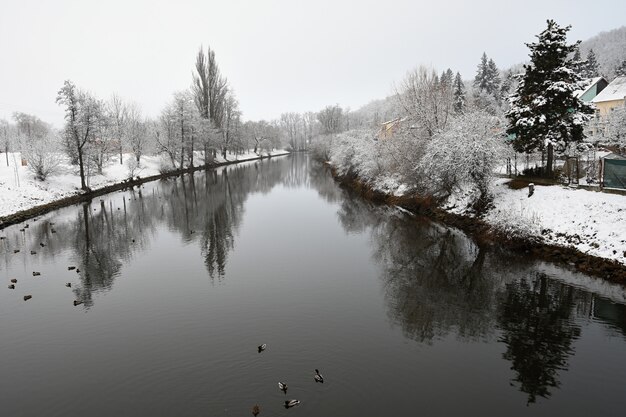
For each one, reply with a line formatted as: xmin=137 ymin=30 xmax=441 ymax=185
xmin=284 ymin=400 xmax=300 ymax=408
xmin=73 ymin=300 xmax=83 ymax=306
xmin=23 ymin=295 xmax=32 ymax=301
xmin=8 ymin=284 xmax=15 ymax=290
xmin=30 ymin=250 xmax=37 ymax=255
xmin=258 ymin=344 xmax=267 ymax=353
xmin=32 ymin=271 xmax=41 ymax=276
xmin=10 ymin=279 xmax=17 ymax=283
xmin=39 ymin=242 xmax=46 ymax=247
xmin=251 ymin=404 xmax=260 ymax=416
xmin=13 ymin=249 xmax=20 ymax=253
xmin=66 ymin=283 xmax=72 ymax=288
xmin=314 ymin=369 xmax=324 ymax=383
xmin=278 ymin=382 xmax=288 ymax=393
xmin=68 ymin=266 xmax=76 ymax=271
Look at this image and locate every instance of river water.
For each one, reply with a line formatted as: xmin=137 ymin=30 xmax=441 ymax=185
xmin=1 ymin=154 xmax=626 ymax=416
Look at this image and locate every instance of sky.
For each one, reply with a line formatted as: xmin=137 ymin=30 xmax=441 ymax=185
xmin=1 ymin=0 xmax=625 ymax=128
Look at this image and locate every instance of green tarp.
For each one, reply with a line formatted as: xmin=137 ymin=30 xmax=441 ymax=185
xmin=604 ymin=159 xmax=626 ymax=189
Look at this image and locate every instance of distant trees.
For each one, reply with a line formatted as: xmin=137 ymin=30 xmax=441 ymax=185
xmin=0 ymin=119 xmax=15 ymax=166
xmin=317 ymin=105 xmax=344 ymax=135
xmin=615 ymin=59 xmax=626 ymax=77
xmin=473 ymin=53 xmax=502 ymax=113
xmin=506 ymin=20 xmax=594 ymax=177
xmin=581 ymin=49 xmax=599 ymax=78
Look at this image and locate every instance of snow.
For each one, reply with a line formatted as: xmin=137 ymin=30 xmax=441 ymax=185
xmin=592 ymin=76 xmax=626 ymax=103
xmin=0 ymin=150 xmax=289 ymax=219
xmin=484 ymin=179 xmax=626 ymax=264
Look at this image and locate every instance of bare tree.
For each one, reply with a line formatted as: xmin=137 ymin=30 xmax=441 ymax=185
xmin=317 ymin=105 xmax=343 ymax=135
xmin=126 ymin=103 xmax=148 ymax=163
xmin=396 ymin=66 xmax=453 ymax=138
xmin=56 ymin=80 xmax=103 ymax=191
xmin=108 ymin=94 xmax=128 ymax=164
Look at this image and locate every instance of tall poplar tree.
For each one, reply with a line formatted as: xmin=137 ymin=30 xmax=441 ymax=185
xmin=507 ymin=20 xmax=594 ymax=177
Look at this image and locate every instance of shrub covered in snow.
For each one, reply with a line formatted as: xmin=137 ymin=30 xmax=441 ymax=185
xmin=422 ymin=111 xmax=507 ymax=204
xmin=23 ymin=133 xmax=64 ymax=181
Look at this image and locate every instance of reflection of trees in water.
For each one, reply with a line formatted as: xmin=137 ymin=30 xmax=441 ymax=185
xmin=335 ymin=191 xmax=501 ymax=341
xmin=497 ymin=274 xmax=584 ymax=404
xmin=331 ymin=189 xmax=621 ymax=404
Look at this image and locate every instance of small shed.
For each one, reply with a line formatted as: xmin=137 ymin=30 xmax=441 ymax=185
xmin=575 ymin=77 xmax=608 ymax=102
xmin=600 ymin=152 xmax=626 ymax=189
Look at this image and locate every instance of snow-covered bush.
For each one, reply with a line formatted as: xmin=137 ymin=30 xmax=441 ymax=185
xmin=422 ymin=110 xmax=507 ymax=204
xmin=329 ymin=130 xmax=381 ymax=180
xmin=125 ymin=157 xmax=142 ymax=178
xmin=23 ymin=132 xmax=63 ymax=181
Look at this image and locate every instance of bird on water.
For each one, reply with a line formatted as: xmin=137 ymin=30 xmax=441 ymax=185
xmin=314 ymin=369 xmax=324 ymax=383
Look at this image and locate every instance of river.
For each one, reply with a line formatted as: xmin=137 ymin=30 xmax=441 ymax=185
xmin=1 ymin=154 xmax=626 ymax=416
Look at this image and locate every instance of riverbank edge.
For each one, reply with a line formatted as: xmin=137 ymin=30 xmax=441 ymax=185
xmin=0 ymin=152 xmax=289 ymax=230
xmin=329 ymin=167 xmax=626 ymax=284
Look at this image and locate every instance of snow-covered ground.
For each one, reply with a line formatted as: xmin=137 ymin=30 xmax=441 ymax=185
xmin=0 ymin=150 xmax=288 ymax=218
xmin=484 ymin=179 xmax=626 ymax=264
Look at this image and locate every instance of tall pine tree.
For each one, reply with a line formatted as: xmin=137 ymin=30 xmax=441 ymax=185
xmin=506 ymin=20 xmax=594 ymax=177
xmin=583 ymin=49 xmax=599 ymax=78
xmin=453 ymin=72 xmax=465 ymax=114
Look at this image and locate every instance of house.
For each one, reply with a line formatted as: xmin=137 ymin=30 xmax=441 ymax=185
xmin=575 ymin=77 xmax=608 ymax=102
xmin=377 ymin=117 xmax=403 ymax=140
xmin=591 ymin=76 xmax=626 ymax=117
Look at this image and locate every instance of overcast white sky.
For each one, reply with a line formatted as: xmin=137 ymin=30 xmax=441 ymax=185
xmin=1 ymin=0 xmax=625 ymax=127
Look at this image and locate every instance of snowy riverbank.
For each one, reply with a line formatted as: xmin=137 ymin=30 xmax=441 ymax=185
xmin=331 ymin=165 xmax=626 ymax=269
xmin=0 ymin=150 xmax=289 ymax=220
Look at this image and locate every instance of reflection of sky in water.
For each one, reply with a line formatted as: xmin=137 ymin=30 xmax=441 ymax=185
xmin=1 ymin=154 xmax=626 ymax=416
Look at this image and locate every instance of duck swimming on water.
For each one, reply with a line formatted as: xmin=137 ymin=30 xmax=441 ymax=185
xmin=284 ymin=399 xmax=300 ymax=408
xmin=278 ymin=382 xmax=288 ymax=393
xmin=314 ymin=369 xmax=324 ymax=383
xmin=251 ymin=404 xmax=260 ymax=416
xmin=258 ymin=344 xmax=267 ymax=353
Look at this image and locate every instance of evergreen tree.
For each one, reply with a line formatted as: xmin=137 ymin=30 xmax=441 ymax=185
xmin=571 ymin=46 xmax=585 ymax=77
xmin=615 ymin=59 xmax=626 ymax=77
xmin=506 ymin=20 xmax=594 ymax=177
xmin=487 ymin=58 xmax=501 ymax=99
xmin=473 ymin=52 xmax=490 ymax=92
xmin=453 ymin=72 xmax=465 ymax=114
xmin=583 ymin=49 xmax=599 ymax=78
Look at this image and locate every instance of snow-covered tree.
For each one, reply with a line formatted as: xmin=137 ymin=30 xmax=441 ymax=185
xmin=317 ymin=105 xmax=344 ymax=135
xmin=396 ymin=66 xmax=453 ymax=137
xmin=506 ymin=20 xmax=594 ymax=176
xmin=56 ymin=80 xmax=103 ymax=191
xmin=422 ymin=110 xmax=507 ymax=204
xmin=23 ymin=130 xmax=63 ymax=181
xmin=0 ymin=119 xmax=16 ymax=166
xmin=453 ymin=72 xmax=466 ymax=114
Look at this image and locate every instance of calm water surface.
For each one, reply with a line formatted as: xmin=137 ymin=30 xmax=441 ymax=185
xmin=1 ymin=154 xmax=626 ymax=416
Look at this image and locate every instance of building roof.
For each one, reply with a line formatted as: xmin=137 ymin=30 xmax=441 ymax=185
xmin=575 ymin=77 xmax=605 ymax=99
xmin=592 ymin=77 xmax=626 ymax=103
xmin=602 ymin=152 xmax=626 ymax=160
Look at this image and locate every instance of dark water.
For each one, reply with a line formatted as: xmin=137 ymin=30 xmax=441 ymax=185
xmin=1 ymin=154 xmax=626 ymax=417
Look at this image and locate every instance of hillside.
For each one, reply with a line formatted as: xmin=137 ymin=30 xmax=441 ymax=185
xmin=578 ymin=26 xmax=626 ymax=79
